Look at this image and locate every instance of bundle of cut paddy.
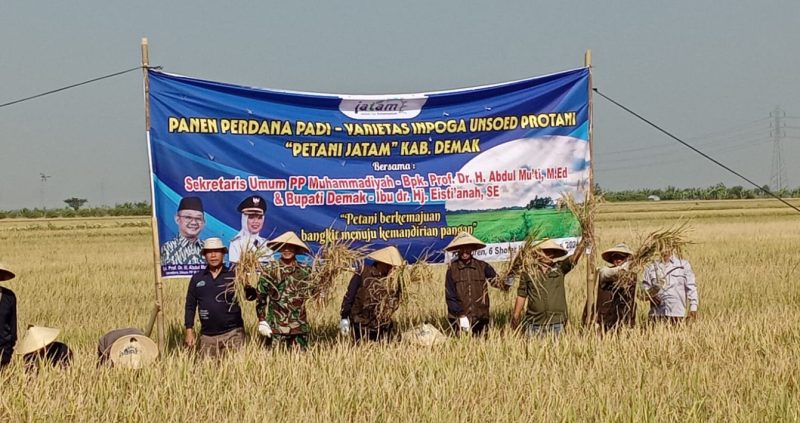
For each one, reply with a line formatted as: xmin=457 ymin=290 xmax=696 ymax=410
xmin=495 ymin=230 xmax=548 ymax=287
xmin=306 ymin=237 xmax=369 ymax=307
xmin=369 ymin=256 xmax=433 ymax=323
xmin=229 ymin=245 xmax=272 ymax=307
xmin=559 ymin=192 xmax=601 ymax=255
xmin=615 ymin=221 xmax=692 ymax=289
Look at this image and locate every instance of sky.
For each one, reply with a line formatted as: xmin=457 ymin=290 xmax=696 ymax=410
xmin=1 ymin=1 xmax=798 ymax=209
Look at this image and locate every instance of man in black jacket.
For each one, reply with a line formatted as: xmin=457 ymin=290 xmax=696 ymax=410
xmin=185 ymin=238 xmax=254 ymax=357
xmin=0 ymin=263 xmax=17 ymax=369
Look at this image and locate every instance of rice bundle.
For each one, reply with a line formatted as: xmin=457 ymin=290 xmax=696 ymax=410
xmin=616 ymin=221 xmax=692 ymax=289
xmin=306 ymin=238 xmax=369 ymax=307
xmin=494 ymin=227 xmax=548 ymax=287
xmin=368 ymin=256 xmax=433 ymax=323
xmin=559 ymin=192 xmax=601 ymax=255
xmin=228 ymin=245 xmax=273 ymax=307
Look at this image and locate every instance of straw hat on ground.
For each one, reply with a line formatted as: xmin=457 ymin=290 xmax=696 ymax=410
xmin=267 ymin=231 xmax=310 ymax=254
xmin=401 ymin=324 xmax=448 ymax=347
xmin=367 ymin=246 xmax=404 ymax=267
xmin=109 ymin=334 xmax=159 ymax=369
xmin=16 ymin=326 xmax=60 ymax=355
xmin=0 ymin=263 xmax=15 ymax=282
xmin=201 ymin=237 xmax=228 ymax=254
xmin=536 ymin=239 xmax=568 ymax=258
xmin=444 ymin=232 xmax=486 ymax=252
xmin=601 ymin=243 xmax=633 ymax=263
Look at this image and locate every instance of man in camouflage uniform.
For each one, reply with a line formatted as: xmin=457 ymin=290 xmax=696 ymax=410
xmin=255 ymin=231 xmax=312 ymax=350
xmin=161 ymin=196 xmax=205 ymax=265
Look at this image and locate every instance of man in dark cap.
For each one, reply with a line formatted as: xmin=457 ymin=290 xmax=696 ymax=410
xmin=161 ymin=196 xmax=206 ymax=265
xmin=0 ymin=263 xmax=17 ymax=369
xmin=229 ymin=195 xmax=270 ymax=264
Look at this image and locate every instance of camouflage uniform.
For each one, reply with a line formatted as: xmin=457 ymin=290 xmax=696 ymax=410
xmin=160 ymin=236 xmax=204 ymax=265
xmin=256 ymin=260 xmax=312 ymax=349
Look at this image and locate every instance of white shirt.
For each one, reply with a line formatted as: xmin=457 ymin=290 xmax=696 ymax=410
xmin=228 ymin=234 xmax=271 ymax=264
xmin=642 ymin=256 xmax=699 ymax=317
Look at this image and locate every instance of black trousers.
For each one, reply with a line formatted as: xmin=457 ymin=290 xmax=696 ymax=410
xmin=448 ymin=317 xmax=490 ymax=337
xmin=352 ymin=322 xmax=394 ymax=343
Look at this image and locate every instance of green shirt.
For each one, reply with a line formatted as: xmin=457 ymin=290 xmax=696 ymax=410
xmin=517 ymin=260 xmax=574 ymax=326
xmin=255 ymin=261 xmax=312 ymax=336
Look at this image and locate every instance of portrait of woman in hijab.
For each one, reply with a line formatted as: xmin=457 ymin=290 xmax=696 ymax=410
xmin=228 ymin=195 xmax=272 ymax=264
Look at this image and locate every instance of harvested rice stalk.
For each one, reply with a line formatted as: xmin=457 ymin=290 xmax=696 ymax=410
xmin=559 ymin=192 xmax=602 ymax=254
xmin=306 ymin=238 xmax=369 ymax=307
xmin=367 ymin=256 xmax=433 ymax=324
xmin=494 ymin=227 xmax=546 ymax=286
xmin=616 ymin=221 xmax=692 ymax=289
xmin=228 ymin=245 xmax=272 ymax=307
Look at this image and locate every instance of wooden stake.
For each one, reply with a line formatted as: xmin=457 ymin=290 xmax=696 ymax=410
xmin=141 ymin=37 xmax=167 ymax=354
xmin=583 ymin=49 xmax=598 ymax=327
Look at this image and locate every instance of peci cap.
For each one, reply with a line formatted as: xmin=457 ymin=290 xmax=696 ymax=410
xmin=177 ymin=196 xmax=204 ymax=213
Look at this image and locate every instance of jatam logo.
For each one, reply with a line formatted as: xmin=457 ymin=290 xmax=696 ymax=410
xmin=339 ymin=96 xmax=427 ymax=120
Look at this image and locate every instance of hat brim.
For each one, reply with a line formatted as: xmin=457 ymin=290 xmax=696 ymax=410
xmin=267 ymin=242 xmax=310 ymax=255
xmin=201 ymin=247 xmax=228 ymax=254
xmin=109 ymin=335 xmax=159 ymax=369
xmin=445 ymin=243 xmax=485 ymax=252
xmin=16 ymin=327 xmax=60 ymax=355
xmin=0 ymin=269 xmax=15 ymax=282
xmin=601 ymin=250 xmax=632 ymax=263
xmin=241 ymin=208 xmax=264 ymax=215
xmin=542 ymin=248 xmax=568 ymax=257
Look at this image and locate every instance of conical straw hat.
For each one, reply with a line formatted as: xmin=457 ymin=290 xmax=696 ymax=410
xmin=444 ymin=232 xmax=486 ymax=252
xmin=601 ymin=243 xmax=633 ymax=263
xmin=267 ymin=231 xmax=310 ymax=254
xmin=201 ymin=237 xmax=228 ymax=254
xmin=109 ymin=334 xmax=159 ymax=369
xmin=535 ymin=239 xmax=568 ymax=257
xmin=0 ymin=263 xmax=15 ymax=282
xmin=367 ymin=246 xmax=404 ymax=266
xmin=16 ymin=326 xmax=60 ymax=355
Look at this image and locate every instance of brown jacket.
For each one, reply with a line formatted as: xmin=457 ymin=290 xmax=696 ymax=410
xmin=445 ymin=258 xmax=497 ymax=320
xmin=594 ymin=265 xmax=637 ymax=330
xmin=341 ymin=265 xmax=399 ymax=328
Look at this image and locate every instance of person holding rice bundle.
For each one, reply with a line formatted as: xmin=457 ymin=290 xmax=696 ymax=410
xmin=593 ymin=243 xmax=637 ymax=331
xmin=642 ymin=248 xmax=699 ymax=323
xmin=511 ymin=239 xmax=583 ymax=336
xmin=255 ymin=231 xmax=313 ymax=350
xmin=444 ymin=232 xmax=507 ymax=337
xmin=340 ymin=245 xmax=405 ymax=343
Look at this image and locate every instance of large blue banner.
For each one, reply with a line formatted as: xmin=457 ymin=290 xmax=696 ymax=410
xmin=147 ymin=68 xmax=590 ymax=277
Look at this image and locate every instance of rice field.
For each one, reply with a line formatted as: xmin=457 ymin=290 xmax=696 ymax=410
xmin=1 ymin=199 xmax=799 ymax=421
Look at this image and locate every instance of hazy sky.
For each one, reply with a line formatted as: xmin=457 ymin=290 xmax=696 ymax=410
xmin=2 ymin=1 xmax=798 ymax=209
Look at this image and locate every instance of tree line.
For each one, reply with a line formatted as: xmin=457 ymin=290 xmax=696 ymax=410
xmin=597 ymin=183 xmax=800 ymax=202
xmin=0 ymin=183 xmax=797 ymax=219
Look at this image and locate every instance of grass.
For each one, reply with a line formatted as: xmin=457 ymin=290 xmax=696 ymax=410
xmin=446 ymin=207 xmax=580 ymax=242
xmin=1 ymin=199 xmax=799 ymax=421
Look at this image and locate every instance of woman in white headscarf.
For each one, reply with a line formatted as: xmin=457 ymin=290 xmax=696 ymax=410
xmin=228 ymin=195 xmax=271 ymax=264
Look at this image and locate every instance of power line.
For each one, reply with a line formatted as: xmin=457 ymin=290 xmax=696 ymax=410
xmin=593 ymin=88 xmax=800 ymax=214
xmin=0 ymin=66 xmax=152 ymax=109
xmin=597 ymin=122 xmax=770 ymax=157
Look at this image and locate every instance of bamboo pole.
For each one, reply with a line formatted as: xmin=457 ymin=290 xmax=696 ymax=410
xmin=141 ymin=37 xmax=167 ymax=353
xmin=583 ymin=49 xmax=598 ymax=327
